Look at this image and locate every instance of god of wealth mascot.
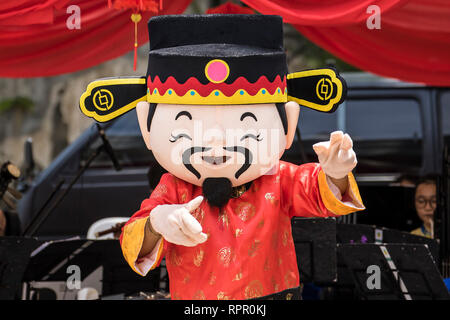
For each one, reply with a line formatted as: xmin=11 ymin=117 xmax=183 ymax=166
xmin=80 ymin=14 xmax=365 ymax=300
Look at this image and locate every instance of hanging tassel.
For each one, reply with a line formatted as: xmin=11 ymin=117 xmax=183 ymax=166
xmin=131 ymin=12 xmax=142 ymax=71
xmin=112 ymin=0 xmax=158 ymax=12
xmin=107 ymin=1 xmax=161 ymax=71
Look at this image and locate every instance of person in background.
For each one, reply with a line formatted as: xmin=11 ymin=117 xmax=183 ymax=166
xmin=410 ymin=177 xmax=437 ymax=239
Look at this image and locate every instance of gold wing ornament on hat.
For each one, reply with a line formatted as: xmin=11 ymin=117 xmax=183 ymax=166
xmin=286 ymin=68 xmax=346 ymax=113
xmin=79 ymin=77 xmax=147 ymax=123
xmin=79 ymin=68 xmax=346 ymax=122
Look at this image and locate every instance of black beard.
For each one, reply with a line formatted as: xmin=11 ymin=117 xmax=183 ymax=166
xmin=202 ymin=177 xmax=232 ymax=208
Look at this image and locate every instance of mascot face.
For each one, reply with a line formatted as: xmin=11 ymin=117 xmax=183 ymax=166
xmin=79 ymin=14 xmax=345 ymax=202
xmin=137 ymin=101 xmax=299 ymax=187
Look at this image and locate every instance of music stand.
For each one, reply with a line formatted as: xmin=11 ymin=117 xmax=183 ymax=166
xmin=337 ymin=243 xmax=450 ymax=300
xmin=23 ymin=238 xmax=160 ymax=298
xmin=291 ymin=217 xmax=337 ymax=285
xmin=336 ymin=224 xmax=440 ymax=264
xmin=0 ymin=237 xmax=40 ymax=299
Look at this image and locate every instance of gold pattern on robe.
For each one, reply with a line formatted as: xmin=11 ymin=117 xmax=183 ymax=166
xmin=257 ymin=219 xmax=264 ymax=228
xmin=193 ymin=249 xmax=204 ymax=267
xmin=232 ymin=271 xmax=243 ymax=281
xmin=218 ymin=209 xmax=229 ymax=229
xmin=278 ymin=257 xmax=283 ymax=266
xmin=264 ymin=192 xmax=279 ymax=206
xmin=191 ymin=206 xmax=205 ymax=224
xmin=151 ymin=184 xmax=167 ymax=198
xmin=217 ymin=292 xmax=230 ymax=300
xmin=218 ymin=246 xmax=232 ymax=267
xmin=208 ymin=272 xmax=217 ymax=285
xmin=271 ymin=276 xmax=279 ymax=292
xmin=234 ymin=228 xmax=243 ymax=238
xmin=244 ymin=280 xmax=264 ymax=299
xmin=193 ymin=290 xmax=206 ymax=300
xmin=183 ymin=275 xmax=190 ymax=284
xmin=180 ymin=191 xmax=187 ymax=203
xmin=248 ymin=239 xmax=261 ymax=257
xmin=284 ymin=270 xmax=297 ymax=288
xmin=167 ymin=248 xmax=182 ymax=266
xmin=282 ymin=229 xmax=289 ymax=247
xmin=235 ymin=202 xmax=256 ymax=222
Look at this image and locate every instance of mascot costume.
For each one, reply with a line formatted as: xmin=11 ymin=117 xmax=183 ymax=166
xmin=80 ymin=14 xmax=365 ymax=300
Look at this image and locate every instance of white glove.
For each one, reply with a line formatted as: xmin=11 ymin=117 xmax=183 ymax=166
xmin=149 ymin=196 xmax=208 ymax=247
xmin=312 ymin=131 xmax=357 ymax=180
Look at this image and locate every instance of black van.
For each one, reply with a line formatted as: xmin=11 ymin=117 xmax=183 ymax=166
xmin=17 ymin=72 xmax=450 ymax=239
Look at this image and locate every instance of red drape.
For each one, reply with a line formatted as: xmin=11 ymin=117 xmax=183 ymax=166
xmin=242 ymin=0 xmax=450 ymax=86
xmin=1 ymin=0 xmax=449 ymax=86
xmin=0 ymin=0 xmax=191 ymax=77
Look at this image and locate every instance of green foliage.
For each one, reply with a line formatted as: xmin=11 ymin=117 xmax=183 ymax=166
xmin=0 ymin=96 xmax=34 ymax=113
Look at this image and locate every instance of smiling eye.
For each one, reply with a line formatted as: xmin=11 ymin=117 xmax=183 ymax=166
xmin=169 ymin=133 xmax=192 ymax=142
xmin=240 ymin=133 xmax=262 ymax=142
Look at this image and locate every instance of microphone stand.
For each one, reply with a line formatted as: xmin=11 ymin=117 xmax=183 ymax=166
xmin=23 ymin=124 xmax=122 ymax=237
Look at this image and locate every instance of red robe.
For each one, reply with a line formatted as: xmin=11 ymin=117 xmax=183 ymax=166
xmin=120 ymin=161 xmax=364 ymax=300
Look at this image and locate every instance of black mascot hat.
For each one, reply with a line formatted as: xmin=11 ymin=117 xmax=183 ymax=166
xmin=80 ymin=14 xmax=346 ymax=123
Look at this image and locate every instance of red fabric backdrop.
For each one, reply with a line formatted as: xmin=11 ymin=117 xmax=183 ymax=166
xmin=0 ymin=0 xmax=191 ymax=77
xmin=242 ymin=0 xmax=450 ymax=86
xmin=0 ymin=0 xmax=449 ymax=87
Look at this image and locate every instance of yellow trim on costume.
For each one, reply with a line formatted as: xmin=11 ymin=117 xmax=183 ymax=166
xmin=147 ymin=87 xmax=287 ymax=105
xmin=121 ymin=217 xmax=164 ymax=276
xmin=318 ymin=169 xmax=365 ymax=215
xmin=287 ymin=69 xmax=343 ymax=112
xmin=205 ymin=59 xmax=230 ymax=84
xmin=347 ymin=171 xmax=364 ymax=206
xmin=80 ymin=78 xmax=146 ymax=122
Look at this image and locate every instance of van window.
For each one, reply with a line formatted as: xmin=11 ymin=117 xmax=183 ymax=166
xmin=293 ymin=98 xmax=423 ymax=174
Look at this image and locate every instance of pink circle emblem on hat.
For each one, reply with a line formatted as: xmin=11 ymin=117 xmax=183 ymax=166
xmin=205 ymin=59 xmax=230 ymax=84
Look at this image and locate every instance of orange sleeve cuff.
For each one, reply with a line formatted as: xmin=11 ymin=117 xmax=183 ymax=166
xmin=121 ymin=217 xmax=164 ymax=276
xmin=318 ymin=169 xmax=365 ymax=216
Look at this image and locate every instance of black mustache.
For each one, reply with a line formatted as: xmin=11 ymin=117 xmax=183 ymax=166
xmin=182 ymin=146 xmax=253 ymax=180
xmin=182 ymin=147 xmax=211 ymax=179
xmin=223 ymin=146 xmax=253 ymax=179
